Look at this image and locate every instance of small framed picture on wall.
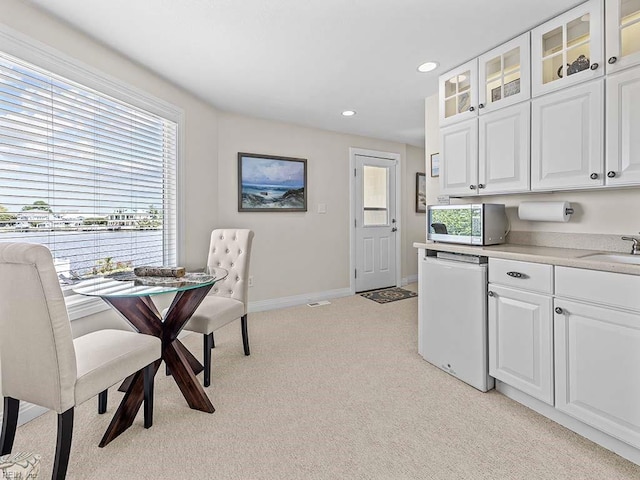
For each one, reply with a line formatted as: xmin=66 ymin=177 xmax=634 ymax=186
xmin=416 ymin=172 xmax=426 ymax=213
xmin=430 ymin=152 xmax=440 ymax=178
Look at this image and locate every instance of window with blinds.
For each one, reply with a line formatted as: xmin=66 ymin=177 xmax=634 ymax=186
xmin=0 ymin=52 xmax=177 ymax=287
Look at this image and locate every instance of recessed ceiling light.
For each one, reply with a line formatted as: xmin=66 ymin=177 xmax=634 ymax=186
xmin=342 ymin=110 xmax=356 ymax=117
xmin=417 ymin=61 xmax=439 ymax=73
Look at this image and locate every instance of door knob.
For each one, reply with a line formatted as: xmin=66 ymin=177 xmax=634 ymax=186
xmin=469 ymin=185 xmax=476 ymax=190
xmin=488 ymin=291 xmax=495 ymax=297
xmin=478 ymin=103 xmax=485 ymax=109
xmin=607 ymin=171 xmax=616 ymax=178
xmin=608 ymin=56 xmax=617 ymax=64
xmin=477 ymin=184 xmax=485 ymax=189
xmin=555 ymin=307 xmax=564 ymax=314
xmin=590 ymin=63 xmax=599 ymax=70
xmin=590 ymin=172 xmax=598 ymax=180
xmin=469 ymin=106 xmax=475 ymax=112
xmin=391 ymin=227 xmax=397 ymax=232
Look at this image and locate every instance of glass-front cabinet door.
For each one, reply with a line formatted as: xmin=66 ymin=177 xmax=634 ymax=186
xmin=438 ymin=59 xmax=478 ymax=127
xmin=531 ymin=0 xmax=604 ymax=97
xmin=606 ymin=0 xmax=640 ymax=72
xmin=478 ymin=33 xmax=530 ymax=114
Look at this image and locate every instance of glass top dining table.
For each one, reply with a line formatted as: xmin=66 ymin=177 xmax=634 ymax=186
xmin=72 ymin=267 xmax=228 ymax=447
xmin=72 ymin=268 xmax=228 ymax=297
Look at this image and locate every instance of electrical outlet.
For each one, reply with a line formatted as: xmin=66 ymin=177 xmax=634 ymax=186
xmin=248 ymin=276 xmax=254 ymax=287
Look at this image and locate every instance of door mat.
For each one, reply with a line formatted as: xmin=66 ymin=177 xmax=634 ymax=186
xmin=360 ymin=287 xmax=417 ymax=304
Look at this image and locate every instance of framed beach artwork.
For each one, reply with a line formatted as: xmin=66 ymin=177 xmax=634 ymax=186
xmin=416 ymin=172 xmax=426 ymax=213
xmin=430 ymin=152 xmax=440 ymax=178
xmin=238 ymin=153 xmax=307 ymax=212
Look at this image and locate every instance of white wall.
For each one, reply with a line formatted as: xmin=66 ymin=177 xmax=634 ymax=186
xmin=217 ymin=112 xmax=425 ymax=302
xmin=424 ymin=93 xmax=640 ymax=237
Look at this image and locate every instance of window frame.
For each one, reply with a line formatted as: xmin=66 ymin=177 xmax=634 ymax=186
xmin=0 ymin=25 xmax=185 ymax=320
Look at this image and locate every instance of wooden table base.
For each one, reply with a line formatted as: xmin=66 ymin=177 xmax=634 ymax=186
xmin=99 ymin=284 xmax=214 ymax=446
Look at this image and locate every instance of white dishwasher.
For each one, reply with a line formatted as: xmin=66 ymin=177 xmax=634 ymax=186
xmin=418 ymin=252 xmax=494 ymax=392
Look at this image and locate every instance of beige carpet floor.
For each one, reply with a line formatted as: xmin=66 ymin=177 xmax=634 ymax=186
xmin=10 ymin=284 xmax=640 ymax=479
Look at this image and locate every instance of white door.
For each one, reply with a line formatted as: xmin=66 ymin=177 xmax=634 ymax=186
xmin=606 ymin=66 xmax=640 ymax=185
xmin=488 ymin=285 xmax=554 ymax=404
xmin=478 ymin=102 xmax=531 ymax=194
xmin=354 ymin=155 xmax=397 ymax=292
xmin=439 ymin=118 xmax=479 ymax=196
xmin=531 ymin=79 xmax=604 ymax=190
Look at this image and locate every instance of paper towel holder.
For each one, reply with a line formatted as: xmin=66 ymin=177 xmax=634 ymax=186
xmin=565 ymin=207 xmax=574 ymax=215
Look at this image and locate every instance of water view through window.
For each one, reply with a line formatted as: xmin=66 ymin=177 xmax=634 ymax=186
xmin=0 ymin=52 xmax=177 ymax=282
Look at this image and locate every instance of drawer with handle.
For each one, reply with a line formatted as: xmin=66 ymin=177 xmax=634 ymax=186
xmin=488 ymin=258 xmax=553 ymax=293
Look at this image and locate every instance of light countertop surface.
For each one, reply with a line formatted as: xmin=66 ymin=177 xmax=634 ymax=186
xmin=413 ymin=241 xmax=640 ymax=276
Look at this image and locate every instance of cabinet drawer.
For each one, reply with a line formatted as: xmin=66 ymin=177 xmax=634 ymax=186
xmin=556 ymin=266 xmax=640 ymax=312
xmin=489 ymin=258 xmax=553 ymax=294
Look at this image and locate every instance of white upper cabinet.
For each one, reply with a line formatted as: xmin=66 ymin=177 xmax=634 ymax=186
xmin=478 ymin=33 xmax=531 ymax=114
xmin=606 ymin=0 xmax=640 ymax=73
xmin=531 ymin=79 xmax=604 ymax=190
xmin=606 ymin=66 xmax=640 ymax=184
xmin=439 ymin=118 xmax=478 ymax=196
xmin=478 ymin=102 xmax=531 ymax=194
xmin=531 ymin=0 xmax=604 ymax=97
xmin=439 ymin=59 xmax=478 ymax=127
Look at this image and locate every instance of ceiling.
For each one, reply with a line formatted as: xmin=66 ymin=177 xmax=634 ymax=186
xmin=27 ymin=0 xmax=584 ymax=147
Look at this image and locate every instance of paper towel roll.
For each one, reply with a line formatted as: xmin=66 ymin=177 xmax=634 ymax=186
xmin=518 ymin=201 xmax=572 ymax=222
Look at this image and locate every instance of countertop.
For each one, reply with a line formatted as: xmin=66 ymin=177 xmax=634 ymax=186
xmin=413 ymin=241 xmax=640 ymax=276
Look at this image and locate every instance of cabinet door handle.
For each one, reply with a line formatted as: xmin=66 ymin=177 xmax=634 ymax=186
xmin=590 ymin=63 xmax=599 ymax=70
xmin=607 ymin=171 xmax=616 ymax=178
xmin=590 ymin=172 xmax=599 ymax=180
xmin=555 ymin=307 xmax=564 ymax=314
xmin=477 ymin=183 xmax=485 ymax=189
xmin=488 ymin=291 xmax=495 ymax=297
xmin=469 ymin=106 xmax=475 ymax=112
xmin=506 ymin=271 xmax=528 ymax=279
xmin=608 ymin=56 xmax=617 ymax=64
xmin=478 ymin=103 xmax=485 ymax=109
xmin=469 ymin=185 xmax=476 ymax=190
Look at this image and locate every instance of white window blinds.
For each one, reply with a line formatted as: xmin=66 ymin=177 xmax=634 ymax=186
xmin=0 ymin=52 xmax=177 ymax=282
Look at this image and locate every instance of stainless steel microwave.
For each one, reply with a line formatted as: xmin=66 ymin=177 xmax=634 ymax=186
xmin=427 ymin=204 xmax=508 ymax=245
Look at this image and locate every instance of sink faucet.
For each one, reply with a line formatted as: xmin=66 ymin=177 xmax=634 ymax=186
xmin=621 ymin=235 xmax=640 ymax=255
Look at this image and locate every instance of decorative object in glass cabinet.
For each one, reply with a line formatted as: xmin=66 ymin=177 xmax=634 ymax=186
xmin=541 ymin=14 xmax=592 ymax=85
xmin=444 ymin=72 xmax=472 ymax=119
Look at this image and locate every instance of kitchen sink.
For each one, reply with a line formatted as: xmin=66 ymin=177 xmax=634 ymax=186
xmin=579 ymin=253 xmax=640 ymax=265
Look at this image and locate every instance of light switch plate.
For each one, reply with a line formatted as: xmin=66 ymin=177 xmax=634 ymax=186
xmin=317 ymin=203 xmax=327 ymax=214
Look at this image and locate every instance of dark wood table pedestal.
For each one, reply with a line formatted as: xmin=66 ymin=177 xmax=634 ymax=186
xmin=97 ymin=284 xmax=214 ymax=447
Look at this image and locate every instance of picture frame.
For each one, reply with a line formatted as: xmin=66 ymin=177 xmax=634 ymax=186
xmin=430 ymin=152 xmax=440 ymax=178
xmin=416 ymin=172 xmax=426 ymax=213
xmin=238 ymin=152 xmax=307 ymax=212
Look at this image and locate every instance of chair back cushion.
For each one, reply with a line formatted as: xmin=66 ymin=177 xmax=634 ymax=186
xmin=0 ymin=243 xmax=77 ymax=413
xmin=206 ymin=229 xmax=254 ymax=307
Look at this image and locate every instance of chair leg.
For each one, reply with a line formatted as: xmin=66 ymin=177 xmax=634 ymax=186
xmin=241 ymin=314 xmax=250 ymax=356
xmin=203 ymin=333 xmax=213 ymax=387
xmin=1 ymin=397 xmax=19 ymax=456
xmin=98 ymin=390 xmax=108 ymax=414
xmin=53 ymin=407 xmax=74 ymax=480
xmin=211 ymin=332 xmax=215 ymax=349
xmin=143 ymin=363 xmax=155 ymax=429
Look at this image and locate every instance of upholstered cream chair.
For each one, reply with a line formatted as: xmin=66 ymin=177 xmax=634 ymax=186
xmin=0 ymin=243 xmax=161 ymax=480
xmin=183 ymin=229 xmax=254 ymax=387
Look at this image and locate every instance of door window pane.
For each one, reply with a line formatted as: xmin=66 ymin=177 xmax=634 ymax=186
xmin=363 ymin=165 xmax=388 ymax=226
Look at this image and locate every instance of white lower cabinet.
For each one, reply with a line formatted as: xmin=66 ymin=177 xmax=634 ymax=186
xmin=554 ymin=298 xmax=640 ymax=449
xmin=488 ymin=284 xmax=554 ymax=404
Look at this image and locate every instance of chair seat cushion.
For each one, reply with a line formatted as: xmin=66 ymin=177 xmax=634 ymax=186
xmin=74 ymin=329 xmax=160 ymax=405
xmin=0 ymin=452 xmax=41 ymax=478
xmin=181 ymin=295 xmax=244 ymax=335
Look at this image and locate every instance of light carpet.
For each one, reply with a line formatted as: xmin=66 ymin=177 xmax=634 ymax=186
xmin=10 ymin=284 xmax=640 ymax=479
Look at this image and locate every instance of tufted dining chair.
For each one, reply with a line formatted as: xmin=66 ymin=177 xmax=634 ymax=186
xmin=0 ymin=243 xmax=161 ymax=480
xmin=182 ymin=229 xmax=254 ymax=387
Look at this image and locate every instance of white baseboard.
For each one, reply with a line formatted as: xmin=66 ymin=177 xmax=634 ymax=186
xmin=402 ymin=275 xmax=418 ymax=286
xmin=497 ymin=381 xmax=640 ymax=466
xmin=247 ymin=287 xmax=352 ymax=313
xmin=0 ymin=401 xmax=49 ymax=427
